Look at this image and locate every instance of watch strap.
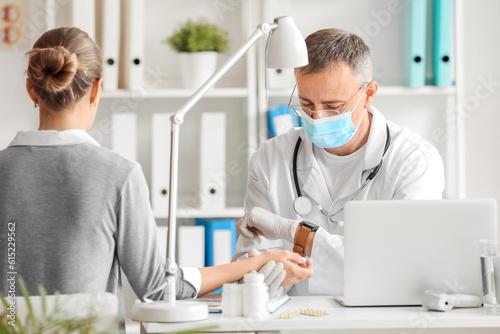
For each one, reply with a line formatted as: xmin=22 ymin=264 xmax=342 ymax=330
xmin=293 ymin=224 xmax=312 ymax=256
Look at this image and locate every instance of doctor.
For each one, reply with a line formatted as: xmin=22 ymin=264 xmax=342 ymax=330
xmin=233 ymin=28 xmax=445 ymax=296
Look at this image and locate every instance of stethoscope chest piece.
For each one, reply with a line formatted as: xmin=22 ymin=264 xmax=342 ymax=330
xmin=293 ymin=196 xmax=313 ymax=217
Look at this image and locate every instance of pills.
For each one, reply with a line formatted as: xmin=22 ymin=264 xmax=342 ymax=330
xmin=278 ymin=308 xmax=327 ymax=319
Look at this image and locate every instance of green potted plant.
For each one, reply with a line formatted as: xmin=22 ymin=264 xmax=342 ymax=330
xmin=167 ymin=19 xmax=229 ymax=89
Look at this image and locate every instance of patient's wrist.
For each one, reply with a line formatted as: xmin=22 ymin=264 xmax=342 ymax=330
xmin=248 ymin=252 xmax=267 ymax=269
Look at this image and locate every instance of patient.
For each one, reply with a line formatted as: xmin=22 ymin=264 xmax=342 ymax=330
xmin=0 ymin=27 xmax=312 ymax=325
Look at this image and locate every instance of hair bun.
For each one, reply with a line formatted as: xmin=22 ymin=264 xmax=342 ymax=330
xmin=27 ymin=46 xmax=80 ymax=93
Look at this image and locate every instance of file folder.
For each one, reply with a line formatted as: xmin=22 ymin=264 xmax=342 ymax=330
xmin=111 ymin=113 xmax=137 ymax=161
xmin=268 ymin=105 xmax=298 ymax=138
xmin=267 ymin=68 xmax=295 ymax=90
xmin=195 ymin=218 xmax=236 ymax=293
xmin=97 ymin=0 xmax=120 ymax=91
xmin=195 ymin=218 xmax=236 ymax=266
xmin=403 ymin=0 xmax=427 ymax=87
xmin=262 ymin=0 xmax=294 ymax=90
xmin=156 ymin=226 xmax=168 ymax=262
xmin=46 ymin=0 xmax=56 ymax=30
xmin=119 ymin=0 xmax=145 ymax=90
xmin=199 ymin=112 xmax=226 ymax=209
xmin=70 ymin=0 xmax=95 ymax=40
xmin=432 ymin=0 xmax=453 ymax=86
xmin=178 ymin=226 xmax=205 ymax=267
xmin=151 ymin=113 xmax=173 ymax=217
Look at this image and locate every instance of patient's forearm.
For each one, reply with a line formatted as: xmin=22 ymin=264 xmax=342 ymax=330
xmin=197 ymin=256 xmax=264 ymax=296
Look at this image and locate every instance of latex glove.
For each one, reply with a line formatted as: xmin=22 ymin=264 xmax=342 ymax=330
xmin=237 ymin=207 xmax=300 ymax=243
xmin=248 ymin=249 xmax=285 ymax=298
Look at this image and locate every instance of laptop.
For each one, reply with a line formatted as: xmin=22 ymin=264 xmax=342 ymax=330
xmin=336 ymin=199 xmax=497 ymax=306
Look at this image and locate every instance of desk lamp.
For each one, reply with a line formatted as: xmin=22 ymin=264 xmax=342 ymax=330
xmin=132 ymin=16 xmax=308 ymax=322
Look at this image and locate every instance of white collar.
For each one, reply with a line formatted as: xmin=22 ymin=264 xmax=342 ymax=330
xmin=9 ymin=130 xmax=101 ymax=147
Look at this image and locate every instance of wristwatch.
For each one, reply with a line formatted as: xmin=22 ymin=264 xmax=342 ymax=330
xmin=293 ymin=221 xmax=318 ymax=256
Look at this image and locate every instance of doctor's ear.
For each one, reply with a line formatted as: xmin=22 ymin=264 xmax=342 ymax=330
xmin=363 ymin=81 xmax=378 ymax=110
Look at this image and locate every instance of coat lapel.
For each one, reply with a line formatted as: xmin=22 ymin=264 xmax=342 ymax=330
xmin=295 ymin=131 xmax=335 ymax=213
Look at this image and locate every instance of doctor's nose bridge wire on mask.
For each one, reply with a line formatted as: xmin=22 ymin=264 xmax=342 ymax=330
xmin=288 ymin=83 xmax=368 ymax=149
xmin=291 ymin=124 xmax=391 ymax=225
xmin=287 ymin=82 xmax=368 ymax=118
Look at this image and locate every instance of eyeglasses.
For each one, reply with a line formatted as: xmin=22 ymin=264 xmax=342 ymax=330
xmin=288 ymin=82 xmax=367 ymax=118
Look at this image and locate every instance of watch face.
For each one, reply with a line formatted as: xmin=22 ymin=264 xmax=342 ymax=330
xmin=302 ymin=221 xmax=319 ymax=232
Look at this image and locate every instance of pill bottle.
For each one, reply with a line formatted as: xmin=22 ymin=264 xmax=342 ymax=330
xmin=242 ymin=272 xmax=268 ymax=318
xmin=222 ymin=283 xmax=242 ymax=317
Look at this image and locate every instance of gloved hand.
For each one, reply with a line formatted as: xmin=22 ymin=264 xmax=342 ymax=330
xmin=237 ymin=207 xmax=300 ymax=243
xmin=248 ymin=249 xmax=285 ymax=298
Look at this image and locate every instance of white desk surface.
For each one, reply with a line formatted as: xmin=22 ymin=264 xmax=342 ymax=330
xmin=140 ymin=296 xmax=500 ymax=333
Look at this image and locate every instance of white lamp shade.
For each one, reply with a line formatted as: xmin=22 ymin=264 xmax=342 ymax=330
xmin=267 ymin=16 xmax=308 ymax=69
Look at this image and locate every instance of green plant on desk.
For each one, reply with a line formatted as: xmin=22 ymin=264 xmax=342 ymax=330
xmin=0 ymin=279 xmax=97 ymax=334
xmin=166 ymin=19 xmax=229 ymax=52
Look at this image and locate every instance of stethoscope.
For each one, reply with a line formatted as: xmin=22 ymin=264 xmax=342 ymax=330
xmin=292 ymin=124 xmax=391 ymax=227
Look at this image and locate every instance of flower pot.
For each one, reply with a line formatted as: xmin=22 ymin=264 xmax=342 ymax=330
xmin=179 ymin=52 xmax=218 ymax=89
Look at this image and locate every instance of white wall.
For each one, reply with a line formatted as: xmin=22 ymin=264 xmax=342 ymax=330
xmin=0 ymin=2 xmax=499 ymax=228
xmin=462 ymin=1 xmax=500 ymax=226
xmin=0 ymin=55 xmax=38 ymax=147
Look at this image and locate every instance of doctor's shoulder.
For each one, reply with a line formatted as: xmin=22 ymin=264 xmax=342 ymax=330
xmin=386 ymin=121 xmax=443 ymax=167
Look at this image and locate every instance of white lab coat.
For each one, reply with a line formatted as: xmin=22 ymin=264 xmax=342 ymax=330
xmin=233 ymin=106 xmax=445 ymax=296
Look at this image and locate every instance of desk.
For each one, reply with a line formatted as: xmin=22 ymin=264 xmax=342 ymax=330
xmin=139 ymin=296 xmax=500 ymax=333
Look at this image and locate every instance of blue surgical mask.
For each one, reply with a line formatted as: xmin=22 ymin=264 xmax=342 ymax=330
xmin=301 ymin=110 xmax=365 ymax=148
xmin=300 ymin=85 xmax=367 ymax=148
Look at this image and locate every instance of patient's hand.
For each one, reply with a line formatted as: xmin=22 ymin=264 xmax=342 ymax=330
xmin=260 ymin=250 xmax=313 ymax=286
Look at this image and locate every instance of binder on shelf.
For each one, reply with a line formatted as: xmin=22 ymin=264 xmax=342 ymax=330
xmin=156 ymin=226 xmax=168 ymax=262
xmin=177 ymin=226 xmax=205 ymax=267
xmin=70 ymin=0 xmax=95 ymax=40
xmin=199 ymin=112 xmax=226 ymax=210
xmin=119 ymin=0 xmax=145 ymax=90
xmin=151 ymin=113 xmax=173 ymax=217
xmin=45 ymin=0 xmax=56 ymax=31
xmin=195 ymin=218 xmax=236 ymax=267
xmin=111 ymin=113 xmax=137 ymax=161
xmin=432 ymin=0 xmax=453 ymax=86
xmin=262 ymin=0 xmax=294 ymax=90
xmin=267 ymin=68 xmax=295 ymax=91
xmin=268 ymin=105 xmax=298 ymax=138
xmin=97 ymin=0 xmax=120 ymax=91
xmin=403 ymin=0 xmax=427 ymax=87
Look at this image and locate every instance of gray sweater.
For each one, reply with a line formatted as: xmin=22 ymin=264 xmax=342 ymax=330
xmin=0 ymin=130 xmax=198 ymax=327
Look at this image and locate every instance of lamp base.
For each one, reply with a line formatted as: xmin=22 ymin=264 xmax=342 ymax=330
xmin=131 ymin=300 xmax=209 ymax=322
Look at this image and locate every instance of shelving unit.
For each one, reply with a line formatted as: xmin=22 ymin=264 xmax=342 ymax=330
xmin=101 ymin=87 xmax=249 ymax=99
xmin=155 ymin=207 xmax=245 ymax=219
xmin=267 ymin=85 xmax=456 ymax=98
xmin=98 ymin=0 xmax=257 ymax=219
xmin=98 ymin=0 xmax=465 ymax=220
xmin=256 ymin=0 xmax=465 ymax=199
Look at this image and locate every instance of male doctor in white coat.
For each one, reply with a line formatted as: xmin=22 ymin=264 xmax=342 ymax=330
xmin=232 ymin=28 xmax=445 ymax=297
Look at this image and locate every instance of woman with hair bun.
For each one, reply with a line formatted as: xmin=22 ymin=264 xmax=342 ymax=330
xmin=0 ymin=27 xmax=312 ymax=327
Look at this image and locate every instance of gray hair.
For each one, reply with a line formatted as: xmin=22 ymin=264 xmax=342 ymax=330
xmin=298 ymin=28 xmax=372 ymax=84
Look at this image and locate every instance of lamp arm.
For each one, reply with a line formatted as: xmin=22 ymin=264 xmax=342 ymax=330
xmin=172 ymin=22 xmax=277 ymax=125
xmin=163 ymin=21 xmax=277 ymax=304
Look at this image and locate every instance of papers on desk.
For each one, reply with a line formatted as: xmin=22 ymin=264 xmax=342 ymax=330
xmin=195 ymin=293 xmax=291 ymax=314
xmin=196 ymin=293 xmax=222 ymax=314
xmin=269 ymin=295 xmax=291 ymax=314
